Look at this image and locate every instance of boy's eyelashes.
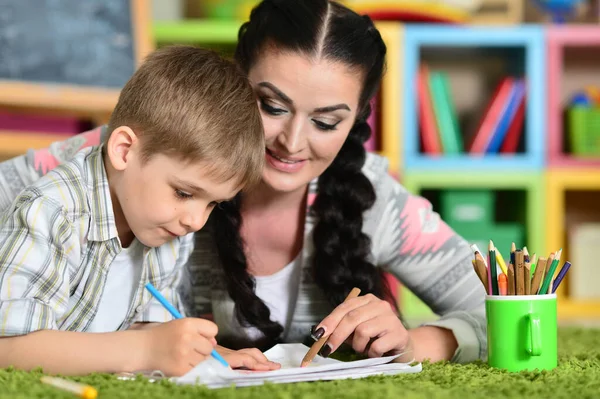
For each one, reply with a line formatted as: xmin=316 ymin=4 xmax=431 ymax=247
xmin=175 ymin=189 xmax=193 ymax=200
xmin=174 ymin=189 xmax=222 ymax=208
xmin=259 ymin=98 xmax=341 ymax=131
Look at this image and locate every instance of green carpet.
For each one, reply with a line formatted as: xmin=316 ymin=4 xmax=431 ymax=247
xmin=1 ymin=327 xmax=599 ymax=399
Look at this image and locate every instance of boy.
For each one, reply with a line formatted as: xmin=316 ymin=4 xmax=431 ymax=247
xmin=0 ymin=45 xmax=265 ymax=376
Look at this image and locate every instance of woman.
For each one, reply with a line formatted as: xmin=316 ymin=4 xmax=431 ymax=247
xmin=0 ymin=0 xmax=485 ymax=369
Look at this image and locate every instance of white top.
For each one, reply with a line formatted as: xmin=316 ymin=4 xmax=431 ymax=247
xmin=213 ymin=253 xmax=303 ymax=340
xmin=88 ymin=239 xmax=145 ymax=333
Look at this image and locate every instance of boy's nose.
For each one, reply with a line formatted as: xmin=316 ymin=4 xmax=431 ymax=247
xmin=181 ymin=210 xmax=207 ymax=233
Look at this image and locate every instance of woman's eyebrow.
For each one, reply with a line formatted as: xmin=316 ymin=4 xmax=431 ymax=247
xmin=258 ymin=82 xmax=293 ymax=105
xmin=258 ymin=82 xmax=351 ymax=113
xmin=314 ymin=104 xmax=351 ymax=113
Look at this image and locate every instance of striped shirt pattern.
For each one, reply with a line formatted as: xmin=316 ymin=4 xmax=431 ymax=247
xmin=0 ymin=145 xmax=193 ymax=336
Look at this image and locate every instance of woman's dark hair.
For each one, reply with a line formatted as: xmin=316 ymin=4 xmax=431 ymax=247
xmin=211 ymin=0 xmax=394 ymax=348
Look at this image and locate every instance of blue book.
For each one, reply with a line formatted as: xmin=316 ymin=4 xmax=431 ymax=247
xmin=485 ymin=79 xmax=526 ymax=154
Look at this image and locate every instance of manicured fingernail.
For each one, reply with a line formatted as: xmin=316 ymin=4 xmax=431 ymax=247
xmin=311 ymin=327 xmax=325 ymax=341
xmin=319 ymin=344 xmax=332 ymax=358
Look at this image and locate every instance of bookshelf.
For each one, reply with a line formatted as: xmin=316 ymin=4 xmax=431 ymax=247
xmin=547 ymin=26 xmax=600 ymax=168
xmin=546 ymin=170 xmax=600 ymax=319
xmin=402 ymin=25 xmax=545 ymax=172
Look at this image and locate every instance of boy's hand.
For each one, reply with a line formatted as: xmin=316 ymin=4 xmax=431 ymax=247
xmin=216 ymin=346 xmax=281 ymax=371
xmin=144 ymin=318 xmax=218 ymax=376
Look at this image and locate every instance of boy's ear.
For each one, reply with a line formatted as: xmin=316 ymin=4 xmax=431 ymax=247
xmin=106 ymin=126 xmax=138 ymax=171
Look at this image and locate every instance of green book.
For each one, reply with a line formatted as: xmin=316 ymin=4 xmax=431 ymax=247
xmin=429 ymin=72 xmax=464 ymax=154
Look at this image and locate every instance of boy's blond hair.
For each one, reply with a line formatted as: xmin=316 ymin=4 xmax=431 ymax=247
xmin=107 ymin=45 xmax=264 ymax=189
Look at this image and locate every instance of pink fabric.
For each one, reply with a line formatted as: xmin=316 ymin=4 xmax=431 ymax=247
xmin=399 ymin=195 xmax=454 ymax=256
xmin=32 ymin=127 xmax=103 ymax=175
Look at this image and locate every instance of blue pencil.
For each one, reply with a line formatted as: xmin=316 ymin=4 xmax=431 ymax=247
xmin=551 ymin=261 xmax=572 ymax=293
xmin=144 ymin=283 xmax=230 ymax=368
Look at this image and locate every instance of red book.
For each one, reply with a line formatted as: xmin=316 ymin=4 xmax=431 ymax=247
xmin=469 ymin=78 xmax=514 ymax=154
xmin=500 ymin=92 xmax=526 ymax=153
xmin=417 ymin=65 xmax=442 ymax=154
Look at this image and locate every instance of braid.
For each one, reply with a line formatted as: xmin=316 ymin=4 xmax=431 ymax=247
xmin=311 ymin=104 xmax=395 ymax=307
xmin=211 ymin=197 xmax=284 ymax=348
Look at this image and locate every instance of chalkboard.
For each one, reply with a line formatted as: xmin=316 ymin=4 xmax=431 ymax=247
xmin=0 ymin=0 xmax=142 ymax=89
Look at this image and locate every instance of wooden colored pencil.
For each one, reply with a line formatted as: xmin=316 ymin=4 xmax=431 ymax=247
xmin=510 ymin=242 xmax=516 ymax=266
xmin=530 ymin=254 xmax=538 ymax=278
xmin=524 ymin=262 xmax=531 ymax=295
xmin=489 ymin=241 xmax=498 ymax=295
xmin=472 ymin=260 xmax=488 ymax=293
xmin=507 ymin=263 xmax=516 ymax=295
xmin=540 ymin=249 xmax=562 ymax=295
xmin=498 ymin=273 xmax=507 ymax=296
xmin=531 ymin=257 xmax=547 ymax=295
xmin=546 ymin=252 xmax=555 ymax=276
xmin=495 ymin=247 xmax=508 ymax=276
xmin=523 ymin=246 xmax=530 ymax=263
xmin=552 ymin=261 xmax=572 ymax=293
xmin=301 ymin=287 xmax=361 ymax=367
xmin=516 ymin=250 xmax=525 ymax=295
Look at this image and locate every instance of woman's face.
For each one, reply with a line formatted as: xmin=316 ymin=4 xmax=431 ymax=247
xmin=248 ymin=49 xmax=362 ymax=194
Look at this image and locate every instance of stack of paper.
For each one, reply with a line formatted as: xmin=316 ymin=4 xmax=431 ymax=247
xmin=174 ymin=343 xmax=422 ymax=388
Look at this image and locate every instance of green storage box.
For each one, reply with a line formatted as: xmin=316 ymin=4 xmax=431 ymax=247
xmin=452 ymin=222 xmax=524 ymax=258
xmin=568 ymin=107 xmax=600 ymax=157
xmin=441 ymin=190 xmax=494 ymax=226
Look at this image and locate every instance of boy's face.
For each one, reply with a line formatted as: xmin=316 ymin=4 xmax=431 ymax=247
xmin=106 ymin=127 xmax=239 ymax=248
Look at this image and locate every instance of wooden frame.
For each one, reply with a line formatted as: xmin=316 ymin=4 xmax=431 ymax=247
xmin=403 ymin=25 xmax=546 ymax=172
xmin=471 ymin=0 xmax=523 ymax=25
xmin=547 ymin=26 xmax=600 ymax=168
xmin=375 ymin=22 xmax=403 ymax=178
xmin=0 ymin=0 xmax=153 ymax=115
xmin=546 ymin=170 xmax=600 ymax=319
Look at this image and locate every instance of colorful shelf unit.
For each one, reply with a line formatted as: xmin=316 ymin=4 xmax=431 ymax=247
xmin=399 ymin=171 xmax=545 ymax=321
xmin=375 ymin=22 xmax=403 ymax=177
xmin=402 ymin=25 xmax=545 ymax=172
xmin=547 ymin=26 xmax=600 ymax=168
xmin=546 ymin=170 xmax=600 ymax=319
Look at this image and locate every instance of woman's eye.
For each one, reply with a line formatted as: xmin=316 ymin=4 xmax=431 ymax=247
xmin=175 ymin=189 xmax=193 ymax=200
xmin=313 ymin=119 xmax=340 ymax=131
xmin=260 ymin=99 xmax=286 ymax=116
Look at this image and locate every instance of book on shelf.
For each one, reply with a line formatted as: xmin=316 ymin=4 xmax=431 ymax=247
xmin=416 ymin=66 xmax=526 ymax=156
xmin=416 ymin=65 xmax=442 ymax=155
xmin=486 ymin=79 xmax=526 ymax=154
xmin=429 ymin=71 xmax=463 ymax=154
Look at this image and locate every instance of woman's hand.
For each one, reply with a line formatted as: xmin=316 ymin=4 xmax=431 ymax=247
xmin=216 ymin=346 xmax=281 ymax=371
xmin=311 ymin=294 xmax=414 ymax=362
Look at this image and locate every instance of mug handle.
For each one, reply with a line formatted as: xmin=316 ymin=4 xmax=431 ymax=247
xmin=527 ymin=312 xmax=542 ymax=356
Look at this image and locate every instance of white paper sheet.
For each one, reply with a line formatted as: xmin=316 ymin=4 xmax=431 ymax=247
xmin=174 ymin=343 xmax=422 ymax=388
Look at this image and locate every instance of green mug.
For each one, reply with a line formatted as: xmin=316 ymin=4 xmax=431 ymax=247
xmin=485 ymin=294 xmax=557 ymax=372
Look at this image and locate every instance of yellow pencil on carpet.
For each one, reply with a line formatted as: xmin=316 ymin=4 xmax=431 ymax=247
xmin=41 ymin=376 xmax=97 ymax=399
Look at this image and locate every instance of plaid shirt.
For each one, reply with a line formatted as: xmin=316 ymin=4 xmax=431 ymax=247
xmin=0 ymin=145 xmax=193 ymax=336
